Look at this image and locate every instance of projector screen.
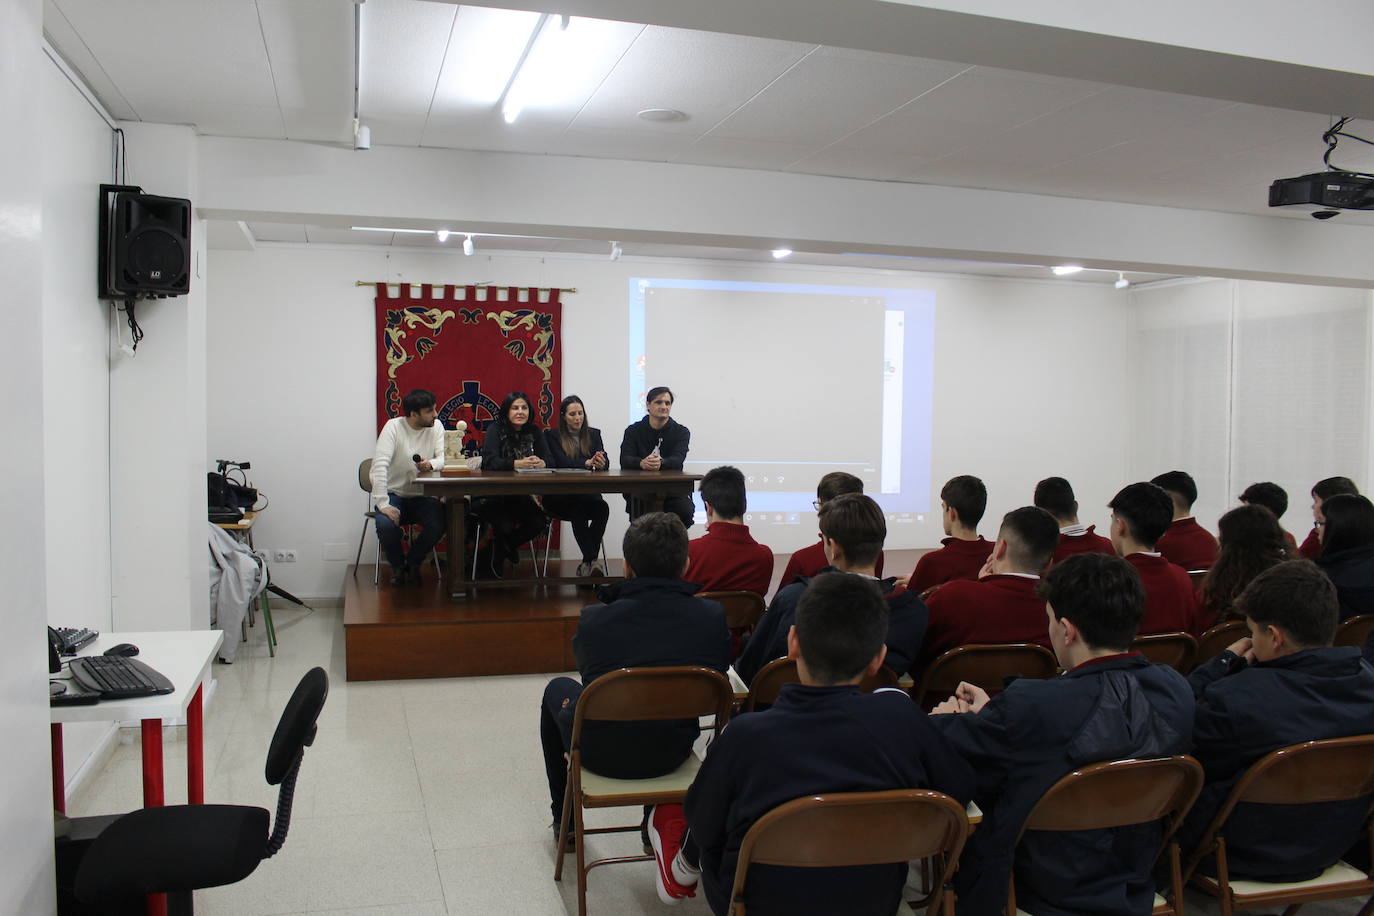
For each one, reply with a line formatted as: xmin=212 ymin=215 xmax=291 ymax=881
xmin=628 ymin=278 xmax=935 ymax=550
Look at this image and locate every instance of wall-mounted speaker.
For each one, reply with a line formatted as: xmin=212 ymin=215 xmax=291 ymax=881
xmin=98 ymin=183 xmax=192 ymax=299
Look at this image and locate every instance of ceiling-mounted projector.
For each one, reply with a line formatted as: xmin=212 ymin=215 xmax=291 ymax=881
xmin=1269 ymin=170 xmax=1374 ymax=219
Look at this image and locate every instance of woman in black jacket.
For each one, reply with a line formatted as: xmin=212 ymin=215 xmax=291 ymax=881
xmin=478 ymin=391 xmax=551 ymax=573
xmin=1316 ymin=493 xmax=1374 ymax=620
xmin=543 ymin=395 xmax=610 ymax=577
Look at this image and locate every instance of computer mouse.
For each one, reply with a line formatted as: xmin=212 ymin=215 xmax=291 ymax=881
xmin=104 ymin=643 xmax=140 ymax=657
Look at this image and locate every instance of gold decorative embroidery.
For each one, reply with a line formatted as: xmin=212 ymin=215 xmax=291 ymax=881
xmin=384 ymin=307 xmax=457 ymax=379
xmin=487 ymin=309 xmax=555 ymax=381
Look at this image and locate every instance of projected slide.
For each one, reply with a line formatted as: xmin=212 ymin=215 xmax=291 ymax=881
xmin=628 ymin=278 xmax=935 ymax=545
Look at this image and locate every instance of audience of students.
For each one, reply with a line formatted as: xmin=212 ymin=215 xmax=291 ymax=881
xmin=621 ymin=386 xmax=694 ymax=529
xmin=651 ymin=573 xmax=975 ymax=913
xmin=1315 ymin=493 xmax=1374 ymax=620
xmin=538 ymin=513 xmax=730 ymax=843
xmin=1300 ymin=476 xmax=1360 ymax=559
xmin=736 ymin=493 xmax=927 ymax=683
xmin=542 ymin=395 xmax=611 ymax=577
xmin=776 ymin=471 xmax=884 ymax=589
xmin=1181 ymin=560 xmax=1374 ymax=880
xmin=929 ymin=553 xmax=1194 ymax=915
xmin=910 ymin=475 xmax=994 ymax=593
xmin=1196 ymin=504 xmax=1290 ymax=630
xmin=1109 ymin=482 xmax=1201 ymax=634
xmin=684 ymin=466 xmax=774 ymax=596
xmin=370 ymin=388 xmax=448 ymax=585
xmin=1033 ymin=476 xmax=1115 ymax=563
xmin=1152 ymin=470 xmax=1219 ymax=571
xmin=918 ymin=506 xmax=1058 ymax=668
xmin=1238 ymin=480 xmax=1297 ymax=551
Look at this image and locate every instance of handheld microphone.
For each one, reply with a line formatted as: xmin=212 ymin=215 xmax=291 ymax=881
xmin=412 ymin=453 xmax=423 ymax=464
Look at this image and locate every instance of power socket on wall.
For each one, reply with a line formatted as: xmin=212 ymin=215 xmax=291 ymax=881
xmin=272 ymin=549 xmax=298 ymax=563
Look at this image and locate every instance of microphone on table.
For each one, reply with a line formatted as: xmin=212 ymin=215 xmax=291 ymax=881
xmin=412 ymin=453 xmax=423 ymax=466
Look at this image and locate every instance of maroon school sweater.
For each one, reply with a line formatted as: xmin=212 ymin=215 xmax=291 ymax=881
xmin=910 ymin=536 xmax=995 ymax=593
xmin=1299 ymin=527 xmax=1321 ymax=559
xmin=1156 ymin=517 xmax=1218 ymax=571
xmin=919 ymin=574 xmax=1050 ymax=668
xmin=686 ymin=522 xmax=775 ymax=597
xmin=776 ymin=540 xmax=885 ymax=591
xmin=1125 ymin=552 xmax=1200 ymax=635
xmin=1052 ymin=526 xmax=1116 ymax=564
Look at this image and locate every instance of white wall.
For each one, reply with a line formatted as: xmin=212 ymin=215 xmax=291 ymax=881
xmin=1 ymin=0 xmax=59 ymax=911
xmin=206 ymin=244 xmax=1134 ymax=596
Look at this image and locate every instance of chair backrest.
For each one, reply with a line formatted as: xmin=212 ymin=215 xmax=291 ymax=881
xmin=729 ymin=790 xmax=969 ymax=915
xmin=572 ymin=667 xmax=733 ymax=744
xmin=1336 ymin=614 xmax=1374 ymax=649
xmin=358 ymin=458 xmax=372 ymax=493
xmin=699 ymin=590 xmax=767 ymax=631
xmin=1017 ymin=756 xmax=1203 ymax=839
xmin=1131 ymin=632 xmax=1198 ymax=672
xmin=913 ymin=644 xmax=1059 ymax=708
xmin=1195 ymin=620 xmax=1248 ymax=664
xmin=264 ymin=666 xmax=330 ymax=856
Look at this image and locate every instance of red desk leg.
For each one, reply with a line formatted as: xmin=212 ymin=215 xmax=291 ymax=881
xmin=141 ymin=718 xmax=167 ymax=916
xmin=51 ymin=724 xmax=65 ymax=814
xmin=187 ymin=683 xmax=204 ymax=805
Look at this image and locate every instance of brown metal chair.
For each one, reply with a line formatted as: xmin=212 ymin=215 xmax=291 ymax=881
xmin=744 ymin=658 xmax=901 ymax=712
xmin=911 ymin=644 xmax=1059 ymax=710
xmin=700 ymin=591 xmax=768 ymax=661
xmin=1337 ymin=614 xmax=1374 ymax=650
xmin=553 ymin=666 xmax=734 ymax=916
xmin=1182 ymin=735 xmax=1374 ymax=916
xmin=1008 ymin=756 xmax=1204 ymax=916
xmin=729 ymin=790 xmax=970 ymax=916
xmin=1195 ymin=620 xmax=1249 ymax=666
xmin=1132 ymin=632 xmax=1198 ymax=673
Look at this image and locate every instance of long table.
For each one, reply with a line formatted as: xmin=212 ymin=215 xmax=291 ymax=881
xmin=416 ymin=468 xmax=701 ymax=598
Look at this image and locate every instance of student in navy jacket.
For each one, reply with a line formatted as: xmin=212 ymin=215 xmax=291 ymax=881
xmin=736 ymin=493 xmax=926 ymax=684
xmin=1314 ymin=493 xmax=1374 ymax=620
xmin=776 ymin=471 xmax=885 ymax=589
xmin=542 ymin=395 xmax=610 ymax=576
xmin=1181 ymin=559 xmax=1374 ymax=880
xmin=538 ymin=513 xmax=731 ymax=833
xmin=619 ymin=385 xmax=694 ymax=529
xmin=651 ymin=572 xmax=975 ymax=913
xmin=478 ymin=391 xmax=552 ymax=573
xmin=930 ymin=553 xmax=1195 ymax=916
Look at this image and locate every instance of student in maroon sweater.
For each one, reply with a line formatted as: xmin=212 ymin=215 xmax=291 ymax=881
xmin=910 ymin=475 xmax=994 ymax=593
xmin=776 ymin=471 xmax=884 ymax=589
xmin=1108 ymin=482 xmax=1201 ymax=634
xmin=1239 ymin=481 xmax=1298 ymax=552
xmin=685 ymin=466 xmax=774 ymax=596
xmin=1151 ymin=470 xmax=1219 ymax=571
xmin=1299 ymin=477 xmax=1361 ymax=559
xmin=919 ymin=506 xmax=1060 ymax=668
xmin=1034 ymin=476 xmax=1115 ymax=564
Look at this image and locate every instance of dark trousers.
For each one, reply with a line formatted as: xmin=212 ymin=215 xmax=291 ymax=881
xmin=374 ymin=493 xmax=445 ymax=571
xmin=543 ymin=494 xmax=609 ymax=562
xmin=627 ymin=493 xmax=695 ymax=530
xmin=474 ymin=495 xmax=546 ymax=550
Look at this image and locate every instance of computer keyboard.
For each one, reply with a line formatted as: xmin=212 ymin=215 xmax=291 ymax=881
xmin=68 ymin=655 xmax=174 ymax=698
xmin=54 ymin=627 xmax=98 ymax=655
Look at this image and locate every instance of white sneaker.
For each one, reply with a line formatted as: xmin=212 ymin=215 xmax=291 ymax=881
xmin=575 ymin=561 xmax=591 ymax=577
xmin=671 ymin=849 xmax=701 ymax=889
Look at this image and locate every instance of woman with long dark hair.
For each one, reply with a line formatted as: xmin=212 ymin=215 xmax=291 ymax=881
xmin=478 ymin=391 xmax=551 ymax=574
xmin=543 ymin=395 xmax=610 ymax=577
xmin=1316 ymin=493 xmax=1374 ymax=619
xmin=1198 ymin=504 xmax=1290 ymax=627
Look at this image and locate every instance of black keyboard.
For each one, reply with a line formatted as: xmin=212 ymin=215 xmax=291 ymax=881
xmin=68 ymin=656 xmax=174 ymax=699
xmin=54 ymin=627 xmax=98 ymax=655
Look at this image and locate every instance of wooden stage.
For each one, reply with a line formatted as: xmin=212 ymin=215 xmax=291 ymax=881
xmin=343 ymin=548 xmax=925 ymax=681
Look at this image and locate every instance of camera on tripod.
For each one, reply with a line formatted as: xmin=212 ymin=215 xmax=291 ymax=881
xmin=216 ymin=458 xmax=251 ymax=476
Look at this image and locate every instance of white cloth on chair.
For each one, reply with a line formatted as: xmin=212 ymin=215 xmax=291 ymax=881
xmin=207 ymin=522 xmax=267 ymax=662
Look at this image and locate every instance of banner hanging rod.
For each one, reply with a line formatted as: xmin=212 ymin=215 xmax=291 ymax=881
xmin=357 ymin=280 xmax=575 ymax=294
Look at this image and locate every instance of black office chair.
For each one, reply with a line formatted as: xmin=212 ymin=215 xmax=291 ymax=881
xmin=57 ymin=667 xmax=329 ymax=915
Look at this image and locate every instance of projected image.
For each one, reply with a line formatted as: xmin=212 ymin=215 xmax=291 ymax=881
xmin=628 ymin=278 xmax=935 ymax=546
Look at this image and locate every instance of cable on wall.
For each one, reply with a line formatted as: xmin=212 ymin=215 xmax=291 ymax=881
xmin=1323 ymin=117 xmax=1374 ymax=172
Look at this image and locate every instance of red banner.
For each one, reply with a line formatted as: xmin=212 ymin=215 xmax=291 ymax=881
xmin=374 ymin=283 xmax=562 ymax=453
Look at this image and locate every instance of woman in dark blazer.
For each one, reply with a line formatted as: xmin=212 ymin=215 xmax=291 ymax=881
xmin=543 ymin=395 xmax=610 ymax=577
xmin=478 ymin=390 xmax=551 ymax=574
xmin=1315 ymin=493 xmax=1374 ymax=620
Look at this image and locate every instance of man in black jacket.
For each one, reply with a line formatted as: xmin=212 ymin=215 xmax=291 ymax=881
xmin=538 ymin=512 xmax=731 ymax=838
xmin=656 ymin=572 xmax=974 ymax=914
xmin=735 ymin=493 xmax=927 ymax=684
xmin=930 ymin=553 xmax=1194 ymax=916
xmin=1181 ymin=559 xmax=1374 ymax=880
xmin=620 ymin=385 xmax=694 ymax=528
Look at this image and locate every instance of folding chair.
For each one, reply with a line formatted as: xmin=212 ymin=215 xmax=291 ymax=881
xmin=1132 ymin=632 xmax=1198 ymax=673
xmin=553 ymin=666 xmax=734 ymax=916
xmin=1009 ymin=756 xmax=1204 ymax=916
xmin=699 ymin=591 xmax=767 ymax=660
xmin=911 ymin=644 xmax=1059 ymax=710
xmin=1337 ymin=614 xmax=1374 ymax=650
xmin=1196 ymin=620 xmax=1248 ymax=666
xmin=744 ymin=657 xmax=899 ymax=712
xmin=729 ymin=790 xmax=970 ymax=916
xmin=1183 ymin=735 xmax=1374 ymax=916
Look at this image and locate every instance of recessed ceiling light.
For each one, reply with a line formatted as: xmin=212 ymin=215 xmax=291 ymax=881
xmin=1051 ymin=265 xmax=1084 ymax=276
xmin=638 ymin=108 xmax=688 ymax=123
xmin=771 ymin=248 xmax=793 ymax=259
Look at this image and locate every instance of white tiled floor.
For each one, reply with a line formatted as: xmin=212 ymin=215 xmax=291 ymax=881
xmin=66 ymin=606 xmax=1368 ymax=915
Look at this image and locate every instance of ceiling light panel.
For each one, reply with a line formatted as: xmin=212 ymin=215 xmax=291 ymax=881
xmin=356 ymin=0 xmax=457 ymax=119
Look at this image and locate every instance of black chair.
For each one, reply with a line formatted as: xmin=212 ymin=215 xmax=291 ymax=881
xmin=58 ymin=667 xmax=329 ymax=915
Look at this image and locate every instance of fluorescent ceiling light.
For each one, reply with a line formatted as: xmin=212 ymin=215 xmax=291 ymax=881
xmin=352 ymin=226 xmax=433 ymax=234
xmin=771 ymin=248 xmax=793 ymax=259
xmin=436 ymin=229 xmax=451 ymax=243
xmin=444 ymin=8 xmax=542 ymax=105
xmin=502 ymin=14 xmax=572 ymax=124
xmin=1051 ymin=265 xmax=1084 ymax=276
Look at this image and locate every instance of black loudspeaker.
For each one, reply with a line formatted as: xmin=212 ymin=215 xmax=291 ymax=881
xmin=98 ymin=183 xmax=192 ymax=299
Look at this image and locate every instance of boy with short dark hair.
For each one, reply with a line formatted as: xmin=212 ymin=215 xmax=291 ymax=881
xmin=1151 ymin=470 xmax=1219 ymax=571
xmin=1239 ymin=481 xmax=1297 ymax=551
xmin=776 ymin=471 xmax=886 ymax=588
xmin=1034 ymin=476 xmax=1115 ymax=563
xmin=910 ymin=475 xmax=994 ymax=592
xmin=1109 ymin=481 xmax=1201 ymax=634
xmin=684 ymin=466 xmax=774 ymax=596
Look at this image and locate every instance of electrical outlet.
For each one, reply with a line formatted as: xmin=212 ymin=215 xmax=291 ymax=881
xmin=282 ymin=549 xmax=297 ymax=563
xmin=272 ymin=549 xmax=298 ymax=563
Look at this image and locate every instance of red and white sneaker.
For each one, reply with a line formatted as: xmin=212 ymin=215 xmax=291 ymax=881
xmin=648 ymin=804 xmax=697 ymax=905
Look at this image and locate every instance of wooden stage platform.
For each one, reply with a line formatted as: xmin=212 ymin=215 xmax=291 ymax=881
xmin=343 ymin=548 xmax=924 ymax=681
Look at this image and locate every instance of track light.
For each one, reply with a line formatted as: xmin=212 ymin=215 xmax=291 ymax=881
xmin=609 ymin=241 xmax=622 ymax=261
xmin=436 ymin=229 xmax=451 ymax=243
xmin=1051 ymin=265 xmax=1083 ymax=276
xmin=771 ymin=248 xmax=793 ymax=259
xmin=1115 ymin=272 xmax=1130 ymax=289
xmin=463 ymin=234 xmax=474 ymax=256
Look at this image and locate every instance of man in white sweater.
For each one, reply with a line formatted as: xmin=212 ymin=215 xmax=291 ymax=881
xmin=372 ymin=389 xmax=447 ymax=584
